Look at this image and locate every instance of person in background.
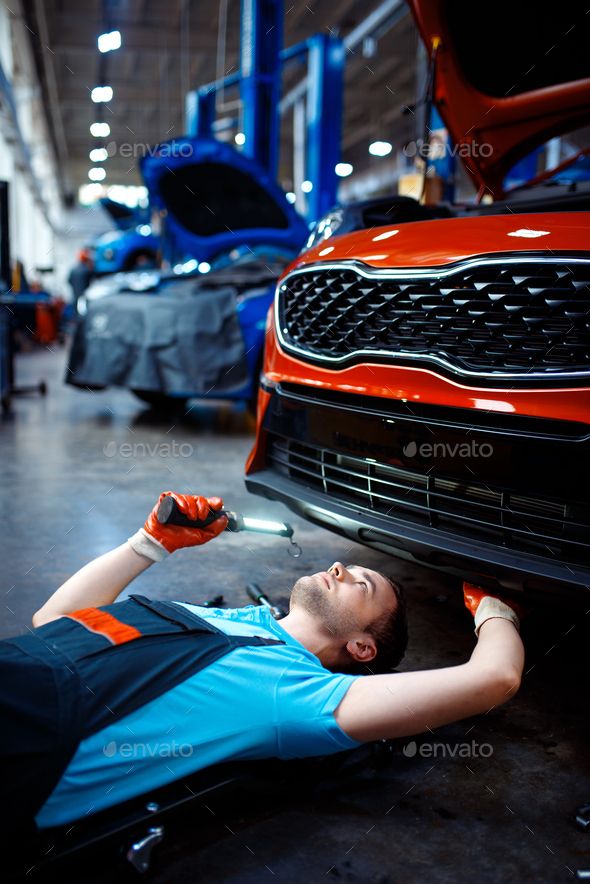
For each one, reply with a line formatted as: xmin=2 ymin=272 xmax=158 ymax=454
xmin=68 ymin=249 xmax=94 ymax=316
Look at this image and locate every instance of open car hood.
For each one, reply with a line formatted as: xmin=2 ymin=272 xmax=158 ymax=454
xmin=99 ymin=198 xmax=149 ymax=231
xmin=408 ymin=0 xmax=590 ymax=198
xmin=140 ymin=137 xmax=308 ymax=263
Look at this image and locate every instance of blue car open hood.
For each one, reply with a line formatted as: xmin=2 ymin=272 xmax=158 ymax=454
xmin=140 ymin=137 xmax=308 ymax=263
xmin=99 ymin=197 xmax=150 ymax=231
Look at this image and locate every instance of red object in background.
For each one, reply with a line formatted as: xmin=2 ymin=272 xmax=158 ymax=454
xmin=34 ymin=299 xmax=64 ymax=345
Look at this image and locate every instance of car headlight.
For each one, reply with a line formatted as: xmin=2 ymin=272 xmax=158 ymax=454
xmin=301 ymin=208 xmax=344 ymax=253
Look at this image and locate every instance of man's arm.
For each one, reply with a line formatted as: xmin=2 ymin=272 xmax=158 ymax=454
xmin=334 ymin=601 xmax=524 ymax=743
xmin=32 ymin=492 xmax=227 ymax=627
xmin=32 ymin=544 xmax=153 ymax=627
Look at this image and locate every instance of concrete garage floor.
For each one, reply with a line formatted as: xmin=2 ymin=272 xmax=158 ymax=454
xmin=2 ymin=346 xmax=590 ymax=883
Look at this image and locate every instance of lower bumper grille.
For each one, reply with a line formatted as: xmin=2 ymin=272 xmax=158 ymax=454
xmin=267 ymin=434 xmax=590 ymax=566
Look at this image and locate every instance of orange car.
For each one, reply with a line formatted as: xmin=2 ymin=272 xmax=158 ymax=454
xmin=246 ymin=1 xmax=590 ymax=602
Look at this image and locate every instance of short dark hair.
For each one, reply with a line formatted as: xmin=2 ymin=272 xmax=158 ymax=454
xmin=368 ymin=573 xmax=408 ymax=673
xmin=341 ymin=571 xmax=408 ymax=676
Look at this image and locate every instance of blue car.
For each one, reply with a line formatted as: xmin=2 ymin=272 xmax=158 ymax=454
xmin=93 ymin=199 xmax=160 ymax=275
xmin=66 ymin=138 xmax=307 ymax=412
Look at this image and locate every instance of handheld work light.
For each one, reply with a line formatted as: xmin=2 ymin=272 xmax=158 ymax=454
xmin=156 ymin=497 xmax=301 ymax=556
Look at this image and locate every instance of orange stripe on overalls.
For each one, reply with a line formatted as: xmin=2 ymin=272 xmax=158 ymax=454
xmin=67 ymin=608 xmax=142 ymax=645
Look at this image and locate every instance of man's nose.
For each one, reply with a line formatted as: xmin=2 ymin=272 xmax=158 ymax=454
xmin=329 ymin=562 xmax=349 ymax=581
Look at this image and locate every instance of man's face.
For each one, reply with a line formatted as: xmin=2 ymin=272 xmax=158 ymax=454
xmin=289 ymin=562 xmax=395 ymax=640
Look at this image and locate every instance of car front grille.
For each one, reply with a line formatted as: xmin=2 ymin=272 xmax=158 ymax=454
xmin=267 ymin=434 xmax=590 ymax=566
xmin=276 ymin=257 xmax=590 ymax=379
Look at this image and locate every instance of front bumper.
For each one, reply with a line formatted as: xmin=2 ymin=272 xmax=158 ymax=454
xmin=245 ymin=383 xmax=590 ymax=602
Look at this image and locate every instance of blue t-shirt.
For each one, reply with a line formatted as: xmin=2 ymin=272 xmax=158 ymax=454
xmin=35 ymin=603 xmax=362 ymax=828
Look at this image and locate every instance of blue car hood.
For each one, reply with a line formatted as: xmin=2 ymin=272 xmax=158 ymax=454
xmin=99 ymin=197 xmax=150 ymax=231
xmin=140 ymin=137 xmax=307 ymax=263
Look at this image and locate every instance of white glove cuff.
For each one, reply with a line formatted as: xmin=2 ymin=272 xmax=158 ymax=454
xmin=127 ymin=528 xmax=169 ymax=563
xmin=474 ymin=596 xmax=520 ymax=637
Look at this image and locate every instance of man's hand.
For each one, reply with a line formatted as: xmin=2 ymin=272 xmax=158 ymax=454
xmin=33 ymin=493 xmax=228 ymax=627
xmin=463 ymin=582 xmax=524 ymax=636
xmin=128 ymin=492 xmax=228 ymax=562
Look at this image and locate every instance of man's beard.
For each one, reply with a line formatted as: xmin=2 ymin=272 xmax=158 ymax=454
xmin=289 ymin=574 xmax=359 ymax=638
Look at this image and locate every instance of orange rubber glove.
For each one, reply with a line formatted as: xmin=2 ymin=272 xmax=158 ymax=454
xmin=463 ymin=582 xmax=524 ymax=636
xmin=128 ymin=492 xmax=228 ymax=562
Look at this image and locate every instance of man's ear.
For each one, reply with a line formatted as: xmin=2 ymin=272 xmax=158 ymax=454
xmin=345 ymin=635 xmax=377 ymax=664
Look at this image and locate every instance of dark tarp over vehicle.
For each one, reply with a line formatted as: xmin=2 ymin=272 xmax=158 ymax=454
xmin=66 ymin=138 xmax=307 ymax=398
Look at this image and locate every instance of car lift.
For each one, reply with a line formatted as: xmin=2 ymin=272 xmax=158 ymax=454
xmin=184 ymin=0 xmax=344 ymax=224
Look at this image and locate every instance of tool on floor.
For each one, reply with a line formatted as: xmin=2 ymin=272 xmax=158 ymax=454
xmin=157 ymin=496 xmax=302 ymax=557
xmin=246 ymin=583 xmax=286 ymax=619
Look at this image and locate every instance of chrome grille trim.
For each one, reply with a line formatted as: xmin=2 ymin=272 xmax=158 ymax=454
xmin=275 ymin=256 xmax=590 ymax=380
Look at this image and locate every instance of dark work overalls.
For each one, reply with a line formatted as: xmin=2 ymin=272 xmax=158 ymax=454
xmin=0 ymin=595 xmax=284 ymax=834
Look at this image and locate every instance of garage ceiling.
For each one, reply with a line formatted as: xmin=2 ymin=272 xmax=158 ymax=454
xmin=21 ymin=0 xmax=420 ymax=200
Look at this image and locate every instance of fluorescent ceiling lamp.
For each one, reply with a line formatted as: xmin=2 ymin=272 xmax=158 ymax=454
xmin=285 ymin=191 xmax=296 ymax=204
xmin=301 ymin=180 xmax=313 ymax=193
xmin=234 ymin=132 xmax=246 ymax=145
xmin=198 ymin=261 xmax=211 ymax=273
xmin=98 ymin=30 xmax=121 ymax=53
xmin=89 ymin=147 xmax=108 ymax=162
xmin=369 ymin=140 xmax=392 ymax=157
xmin=90 ymin=122 xmax=110 ymax=137
xmin=88 ymin=167 xmax=106 ymax=181
xmin=91 ymin=86 xmax=113 ymax=103
xmin=335 ymin=162 xmax=353 ymax=177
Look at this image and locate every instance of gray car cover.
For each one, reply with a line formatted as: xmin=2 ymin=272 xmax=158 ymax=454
xmin=66 ymin=286 xmax=248 ymax=395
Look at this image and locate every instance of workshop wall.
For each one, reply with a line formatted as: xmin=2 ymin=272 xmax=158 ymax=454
xmin=0 ymin=1 xmax=63 ymax=292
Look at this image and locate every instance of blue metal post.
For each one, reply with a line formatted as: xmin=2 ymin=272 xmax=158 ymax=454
xmin=428 ymin=106 xmax=455 ymax=202
xmin=240 ymin=0 xmax=282 ymax=176
xmin=186 ymin=87 xmax=216 ymax=138
xmin=305 ymin=33 xmax=344 ymax=221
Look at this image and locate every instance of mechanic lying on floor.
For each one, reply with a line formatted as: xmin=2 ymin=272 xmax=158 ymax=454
xmin=1 ymin=492 xmax=524 ymax=835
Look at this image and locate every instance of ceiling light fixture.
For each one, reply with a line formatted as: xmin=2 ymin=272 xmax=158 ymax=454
xmin=91 ymin=86 xmax=113 ymax=103
xmin=90 ymin=122 xmax=110 ymax=137
xmin=98 ymin=30 xmax=121 ymax=53
xmin=369 ymin=140 xmax=392 ymax=157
